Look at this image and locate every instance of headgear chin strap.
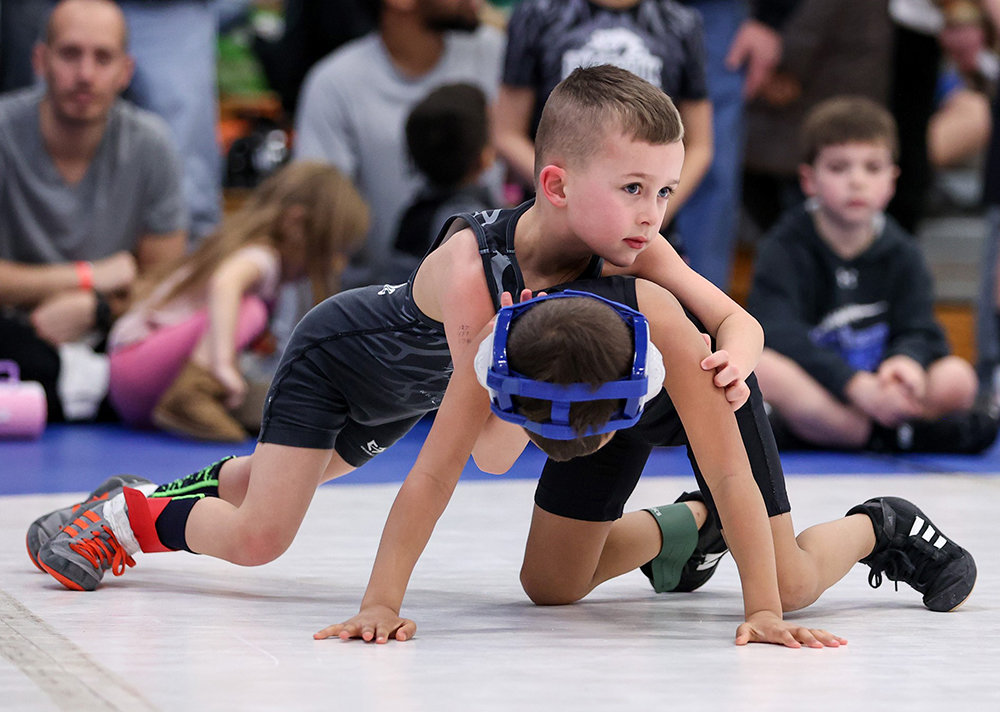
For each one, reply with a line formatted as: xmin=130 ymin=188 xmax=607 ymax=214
xmin=474 ymin=290 xmax=664 ymax=440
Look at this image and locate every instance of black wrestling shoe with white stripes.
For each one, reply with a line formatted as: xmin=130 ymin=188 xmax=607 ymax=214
xmin=671 ymin=490 xmax=728 ymax=592
xmin=847 ymin=496 xmax=976 ymax=612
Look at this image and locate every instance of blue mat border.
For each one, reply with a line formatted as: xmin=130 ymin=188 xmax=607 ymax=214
xmin=2 ymin=417 xmax=997 ymax=497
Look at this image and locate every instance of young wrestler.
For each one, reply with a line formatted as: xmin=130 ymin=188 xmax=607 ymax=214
xmin=30 ymin=66 xmax=761 ymax=636
xmin=479 ymin=285 xmax=975 ymax=646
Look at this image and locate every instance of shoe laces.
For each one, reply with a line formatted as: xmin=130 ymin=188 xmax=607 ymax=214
xmin=69 ymin=525 xmax=136 ymax=577
xmin=866 ymin=539 xmax=943 ymax=593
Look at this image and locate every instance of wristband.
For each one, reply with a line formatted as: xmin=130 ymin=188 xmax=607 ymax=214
xmin=74 ymin=261 xmax=94 ymax=290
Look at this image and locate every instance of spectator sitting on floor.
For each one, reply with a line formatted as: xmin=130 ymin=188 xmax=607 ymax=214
xmin=747 ymin=95 xmax=997 ymax=454
xmin=107 ymin=161 xmax=368 ymax=442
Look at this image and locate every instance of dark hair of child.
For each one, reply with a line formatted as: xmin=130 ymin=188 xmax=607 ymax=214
xmin=800 ymin=95 xmax=899 ymax=165
xmin=506 ymin=296 xmax=635 ymax=461
xmin=406 ymin=82 xmax=490 ymax=188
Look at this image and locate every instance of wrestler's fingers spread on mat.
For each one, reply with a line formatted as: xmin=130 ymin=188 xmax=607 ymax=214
xmin=811 ymin=629 xmax=848 ymax=647
xmin=313 ymin=609 xmax=417 ymax=644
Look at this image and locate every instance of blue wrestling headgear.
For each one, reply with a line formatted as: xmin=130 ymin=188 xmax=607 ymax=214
xmin=474 ymin=291 xmax=665 ymax=440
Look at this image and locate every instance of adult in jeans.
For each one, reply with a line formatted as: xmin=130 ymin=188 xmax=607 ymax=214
xmin=674 ymin=0 xmax=799 ymax=290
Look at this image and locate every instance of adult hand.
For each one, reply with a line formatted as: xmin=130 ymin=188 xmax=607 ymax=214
xmin=314 ymin=604 xmax=417 ymax=644
xmin=725 ymin=19 xmax=782 ymax=99
xmin=30 ymin=289 xmax=97 ymax=345
xmin=758 ymin=71 xmax=801 ymax=108
xmin=735 ymin=611 xmax=847 ymax=648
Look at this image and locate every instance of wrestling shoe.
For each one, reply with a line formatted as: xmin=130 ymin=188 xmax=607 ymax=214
xmin=640 ymin=491 xmax=728 ymax=593
xmin=670 ymin=491 xmax=728 ymax=592
xmin=37 ymin=493 xmax=137 ymax=591
xmin=25 ymin=474 xmax=152 ymax=571
xmin=847 ymin=496 xmax=976 ymax=612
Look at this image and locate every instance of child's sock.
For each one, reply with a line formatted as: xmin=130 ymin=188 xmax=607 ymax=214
xmin=150 ymin=456 xmax=233 ymax=499
xmin=639 ymin=503 xmax=699 ymax=592
xmin=106 ymin=487 xmax=202 ymax=554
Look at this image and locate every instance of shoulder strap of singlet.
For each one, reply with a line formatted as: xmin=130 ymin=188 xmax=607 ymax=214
xmin=423 ymin=200 xmax=605 ymax=311
xmin=473 ymin=204 xmax=529 ymax=311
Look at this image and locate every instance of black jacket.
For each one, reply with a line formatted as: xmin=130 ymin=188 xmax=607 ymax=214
xmin=747 ymin=205 xmax=950 ymax=400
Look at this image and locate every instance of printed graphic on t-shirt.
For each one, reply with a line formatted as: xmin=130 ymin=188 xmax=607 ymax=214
xmin=561 ymin=28 xmax=663 ymax=85
xmin=810 ymin=301 xmax=890 ymax=372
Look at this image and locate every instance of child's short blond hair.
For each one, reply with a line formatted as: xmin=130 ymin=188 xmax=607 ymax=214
xmin=534 ymin=64 xmax=684 ymax=180
xmin=800 ymin=96 xmax=899 ymax=165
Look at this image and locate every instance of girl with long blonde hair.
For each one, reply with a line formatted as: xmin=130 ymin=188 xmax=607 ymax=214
xmin=108 ymin=161 xmax=368 ymax=440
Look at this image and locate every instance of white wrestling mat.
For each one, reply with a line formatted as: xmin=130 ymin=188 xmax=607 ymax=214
xmin=1 ymin=473 xmax=998 ymax=711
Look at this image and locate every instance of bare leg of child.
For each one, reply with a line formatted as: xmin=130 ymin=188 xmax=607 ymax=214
xmin=769 ymin=513 xmax=875 ymax=611
xmin=755 ymin=349 xmax=871 ymax=448
xmin=519 ymin=502 xmax=702 ymax=605
xmin=922 ymin=356 xmax=977 ymax=417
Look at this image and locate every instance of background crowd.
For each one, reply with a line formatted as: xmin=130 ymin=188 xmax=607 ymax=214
xmin=2 ymin=0 xmax=999 ymax=455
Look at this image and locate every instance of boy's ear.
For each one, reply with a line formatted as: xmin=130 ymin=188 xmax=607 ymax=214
xmin=538 ymin=164 xmax=568 ymax=207
xmin=798 ymin=163 xmax=816 ymax=197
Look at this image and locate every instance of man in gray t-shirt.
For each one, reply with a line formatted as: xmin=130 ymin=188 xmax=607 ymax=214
xmin=0 ymin=0 xmax=186 ymax=421
xmin=293 ymin=0 xmax=504 ymax=290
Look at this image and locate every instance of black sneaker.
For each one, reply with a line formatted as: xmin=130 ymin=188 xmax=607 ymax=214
xmin=881 ymin=409 xmax=999 ymax=454
xmin=847 ymin=496 xmax=976 ymax=611
xmin=639 ymin=491 xmax=728 ymax=593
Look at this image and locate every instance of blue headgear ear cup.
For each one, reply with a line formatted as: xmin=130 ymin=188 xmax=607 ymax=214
xmin=473 ymin=290 xmax=662 ymax=439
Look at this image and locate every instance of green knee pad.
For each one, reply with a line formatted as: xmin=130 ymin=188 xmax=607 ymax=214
xmin=642 ymin=503 xmax=699 ymax=593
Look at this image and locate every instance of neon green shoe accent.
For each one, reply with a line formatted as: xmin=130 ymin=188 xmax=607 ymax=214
xmin=639 ymin=503 xmax=698 ymax=593
xmin=150 ymin=456 xmax=233 ymax=498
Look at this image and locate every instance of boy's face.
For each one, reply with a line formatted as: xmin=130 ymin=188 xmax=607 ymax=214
xmin=563 ymin=132 xmax=684 ymax=268
xmin=799 ymin=142 xmax=898 ymax=231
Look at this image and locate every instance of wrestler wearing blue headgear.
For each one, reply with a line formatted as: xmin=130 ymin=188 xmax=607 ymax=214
xmin=473 ymin=290 xmax=665 ymax=440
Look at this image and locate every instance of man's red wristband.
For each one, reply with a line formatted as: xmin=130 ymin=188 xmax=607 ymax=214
xmin=74 ymin=261 xmax=94 ymax=290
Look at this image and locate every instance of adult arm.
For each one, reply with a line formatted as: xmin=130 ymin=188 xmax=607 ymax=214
xmin=292 ymin=59 xmax=357 ymax=174
xmin=135 ymin=229 xmax=186 ymax=277
xmin=493 ymin=84 xmax=537 ymax=188
xmin=727 ymin=0 xmax=803 ymax=99
xmin=26 ymin=227 xmax=184 ymax=344
xmin=663 ymin=98 xmax=713 ymax=224
xmin=0 ymin=253 xmax=136 ymax=308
